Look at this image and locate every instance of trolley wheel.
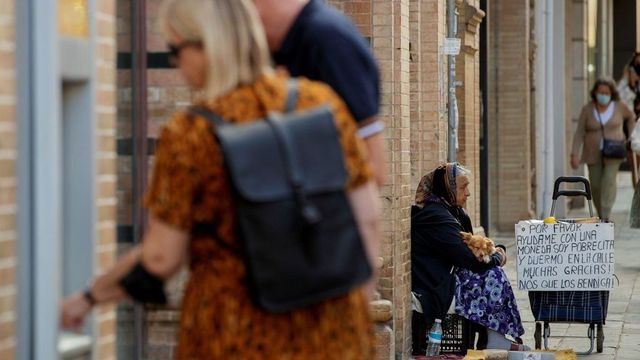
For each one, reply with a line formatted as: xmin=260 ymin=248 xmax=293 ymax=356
xmin=597 ymin=323 xmax=604 ymax=353
xmin=534 ymin=322 xmax=542 ymax=349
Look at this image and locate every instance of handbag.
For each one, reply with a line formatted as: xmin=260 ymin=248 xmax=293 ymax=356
xmin=602 ymin=138 xmax=627 ymax=159
xmin=596 ymin=110 xmax=627 ymax=159
xmin=189 ymin=79 xmax=372 ymax=313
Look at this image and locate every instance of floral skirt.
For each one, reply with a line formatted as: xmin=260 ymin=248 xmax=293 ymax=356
xmin=454 ymin=267 xmax=525 ymax=338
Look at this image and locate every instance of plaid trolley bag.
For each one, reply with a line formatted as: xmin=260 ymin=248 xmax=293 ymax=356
xmin=529 ymin=176 xmax=610 ymax=355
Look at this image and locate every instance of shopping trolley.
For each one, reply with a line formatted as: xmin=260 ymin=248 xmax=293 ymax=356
xmin=529 ymin=176 xmax=609 ymax=355
xmin=529 ymin=176 xmax=610 ymax=355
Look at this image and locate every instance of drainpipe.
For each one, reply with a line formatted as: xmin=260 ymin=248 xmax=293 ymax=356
xmin=447 ymin=0 xmax=458 ymax=162
xmin=543 ymin=0 xmax=555 ymax=218
xmin=535 ymin=0 xmax=551 ymax=218
xmin=534 ymin=0 xmax=545 ymax=218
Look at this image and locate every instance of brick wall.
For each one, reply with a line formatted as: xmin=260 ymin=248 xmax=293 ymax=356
xmin=328 ymin=0 xmax=372 ymax=37
xmin=409 ymin=0 xmax=423 ymax=188
xmin=335 ymin=1 xmax=478 ymax=358
xmin=456 ymin=0 xmax=484 ymax=229
xmin=487 ymin=0 xmax=534 ymax=233
xmin=0 ymin=0 xmax=16 ymax=358
xmin=94 ymin=0 xmax=119 ymax=359
xmin=332 ymin=1 xmax=418 ymax=357
xmin=328 ymin=1 xmax=400 ymax=358
xmin=369 ymin=0 xmax=412 ymax=357
xmin=418 ymin=0 xmax=448 ymax=180
xmin=411 ymin=0 xmax=448 ymax=189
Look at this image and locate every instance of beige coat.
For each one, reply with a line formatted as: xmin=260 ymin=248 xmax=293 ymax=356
xmin=571 ymin=101 xmax=635 ymax=165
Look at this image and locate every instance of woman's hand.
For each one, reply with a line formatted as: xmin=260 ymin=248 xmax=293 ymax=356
xmin=570 ymin=154 xmax=580 ymax=170
xmin=495 ymin=247 xmax=507 ymax=267
xmin=60 ymin=292 xmax=93 ymax=331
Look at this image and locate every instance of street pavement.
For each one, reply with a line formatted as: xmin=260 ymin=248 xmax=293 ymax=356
xmin=499 ymin=172 xmax=640 ymax=360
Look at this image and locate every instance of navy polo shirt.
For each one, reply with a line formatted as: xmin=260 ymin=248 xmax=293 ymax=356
xmin=273 ymin=0 xmax=382 ymax=137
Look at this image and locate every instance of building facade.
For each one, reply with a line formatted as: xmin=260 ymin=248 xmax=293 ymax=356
xmin=110 ymin=1 xmax=484 ymax=359
xmin=3 ymin=0 xmax=485 ymax=359
xmin=8 ymin=1 xmax=636 ymax=359
xmin=485 ymin=0 xmax=633 ymax=234
xmin=327 ymin=1 xmax=485 ymax=357
xmin=5 ymin=0 xmax=119 ymax=358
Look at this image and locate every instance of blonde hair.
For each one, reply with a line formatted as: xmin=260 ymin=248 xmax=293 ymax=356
xmin=159 ymin=0 xmax=273 ymax=99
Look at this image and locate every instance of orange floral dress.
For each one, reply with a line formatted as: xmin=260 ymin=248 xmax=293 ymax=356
xmin=145 ymin=73 xmax=375 ymax=359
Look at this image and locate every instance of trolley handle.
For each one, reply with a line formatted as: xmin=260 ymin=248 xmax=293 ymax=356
xmin=552 ymin=176 xmax=592 ymax=200
xmin=550 ymin=176 xmax=594 ymax=217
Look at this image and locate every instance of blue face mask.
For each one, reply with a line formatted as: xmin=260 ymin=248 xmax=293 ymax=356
xmin=596 ymin=93 xmax=611 ymax=105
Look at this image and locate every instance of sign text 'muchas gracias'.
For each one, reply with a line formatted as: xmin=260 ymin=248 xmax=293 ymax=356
xmin=515 ymin=221 xmax=615 ymax=291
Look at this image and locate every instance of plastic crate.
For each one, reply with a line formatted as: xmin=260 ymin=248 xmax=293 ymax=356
xmin=440 ymin=314 xmax=473 ymax=355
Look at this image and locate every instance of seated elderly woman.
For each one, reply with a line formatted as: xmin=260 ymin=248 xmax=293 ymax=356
xmin=411 ymin=163 xmax=528 ymax=354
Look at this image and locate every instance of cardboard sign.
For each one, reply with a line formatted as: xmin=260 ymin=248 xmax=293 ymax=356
xmin=515 ymin=221 xmax=615 ymax=291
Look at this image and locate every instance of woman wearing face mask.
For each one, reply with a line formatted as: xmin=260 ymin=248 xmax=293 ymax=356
xmin=571 ymin=77 xmax=636 ymax=221
xmin=411 ymin=163 xmax=528 ymax=354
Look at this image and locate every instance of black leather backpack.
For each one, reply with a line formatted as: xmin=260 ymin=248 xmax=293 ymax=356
xmin=189 ymin=79 xmax=372 ymax=313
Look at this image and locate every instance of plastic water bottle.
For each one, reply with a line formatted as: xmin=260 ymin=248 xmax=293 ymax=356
xmin=425 ymin=318 xmax=443 ymax=356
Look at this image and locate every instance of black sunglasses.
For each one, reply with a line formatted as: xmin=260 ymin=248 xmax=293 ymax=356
xmin=167 ymin=41 xmax=202 ymax=63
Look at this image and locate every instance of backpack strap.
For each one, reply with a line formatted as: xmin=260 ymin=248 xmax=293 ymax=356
xmin=284 ymin=78 xmax=299 ymax=113
xmin=189 ymin=106 xmax=225 ymax=127
xmin=274 ymin=79 xmax=322 ymax=224
xmin=190 ymin=78 xmax=298 ymax=125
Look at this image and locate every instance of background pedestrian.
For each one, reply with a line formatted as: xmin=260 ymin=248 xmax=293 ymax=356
xmin=571 ymin=77 xmax=635 ymax=221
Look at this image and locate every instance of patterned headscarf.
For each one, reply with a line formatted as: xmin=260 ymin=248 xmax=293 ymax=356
xmin=415 ymin=163 xmax=464 ymax=208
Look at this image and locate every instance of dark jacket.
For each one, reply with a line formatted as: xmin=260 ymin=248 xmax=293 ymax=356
xmin=411 ymin=202 xmax=504 ymax=324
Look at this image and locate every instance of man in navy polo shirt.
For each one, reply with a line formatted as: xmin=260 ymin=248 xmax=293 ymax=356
xmin=253 ymin=0 xmax=386 ymax=186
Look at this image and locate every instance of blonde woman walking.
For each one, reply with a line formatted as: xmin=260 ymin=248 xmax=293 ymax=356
xmin=60 ymin=0 xmax=380 ymax=358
